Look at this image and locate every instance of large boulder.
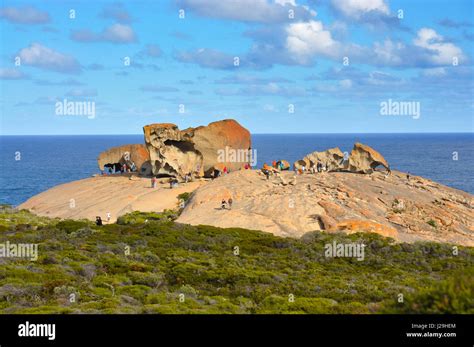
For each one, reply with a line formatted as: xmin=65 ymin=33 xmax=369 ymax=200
xmin=294 ymin=143 xmax=390 ymax=174
xmin=347 ymin=142 xmax=390 ymax=174
xmin=295 ymin=147 xmax=345 ymax=172
xmin=143 ymin=119 xmax=251 ymax=179
xmin=97 ymin=144 xmax=151 ymax=175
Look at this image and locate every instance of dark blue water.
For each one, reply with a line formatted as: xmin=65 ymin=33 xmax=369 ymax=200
xmin=1 ymin=134 xmax=473 ymax=206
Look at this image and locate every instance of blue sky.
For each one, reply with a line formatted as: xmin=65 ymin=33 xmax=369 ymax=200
xmin=0 ymin=0 xmax=473 ymax=134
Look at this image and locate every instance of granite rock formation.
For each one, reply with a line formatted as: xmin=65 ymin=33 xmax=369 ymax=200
xmin=143 ymin=119 xmax=251 ymax=179
xmin=347 ymin=142 xmax=390 ymax=174
xmin=177 ymin=169 xmax=474 ymax=245
xmin=97 ymin=144 xmax=151 ymax=175
xmin=294 ymin=147 xmax=346 ymax=172
xmin=293 ymin=143 xmax=390 ymax=174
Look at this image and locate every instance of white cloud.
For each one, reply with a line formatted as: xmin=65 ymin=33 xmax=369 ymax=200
xmin=71 ymin=24 xmax=137 ymax=44
xmin=285 ymin=20 xmax=341 ymax=64
xmin=0 ymin=68 xmax=28 ymax=80
xmin=413 ymin=28 xmax=465 ymax=65
xmin=370 ymin=28 xmax=466 ymax=67
xmin=373 ymin=39 xmax=406 ymax=66
xmin=176 ymin=0 xmax=315 ymax=23
xmin=17 ymin=43 xmax=81 ymax=74
xmin=339 ymin=79 xmax=352 ymax=89
xmin=0 ymin=6 xmax=49 ymax=24
xmin=331 ymin=0 xmax=389 ymax=19
xmin=422 ymin=67 xmax=447 ymax=77
xmin=102 ymin=24 xmax=137 ymax=43
xmin=175 ymin=48 xmax=236 ymax=69
xmin=65 ymin=88 xmax=97 ymax=97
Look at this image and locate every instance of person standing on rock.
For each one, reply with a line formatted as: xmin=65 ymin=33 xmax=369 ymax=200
xmin=151 ymin=176 xmax=157 ymax=188
xmin=407 ymin=172 xmax=410 ymax=181
xmin=95 ymin=216 xmax=103 ymax=226
xmin=106 ymin=212 xmax=111 ymax=223
xmin=221 ymin=199 xmax=227 ymax=210
xmin=228 ymin=198 xmax=233 ymax=209
xmin=264 ymin=169 xmax=270 ymax=180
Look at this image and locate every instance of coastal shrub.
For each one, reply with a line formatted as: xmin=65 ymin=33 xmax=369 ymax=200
xmin=381 ymin=269 xmax=474 ymax=314
xmin=56 ymin=220 xmax=92 ymax=234
xmin=116 ymin=210 xmax=177 ymax=225
xmin=0 ymin=209 xmax=472 ymax=314
xmin=177 ymin=192 xmax=192 ymax=203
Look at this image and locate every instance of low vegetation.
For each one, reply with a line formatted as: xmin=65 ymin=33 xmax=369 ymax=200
xmin=0 ymin=206 xmax=472 ymax=314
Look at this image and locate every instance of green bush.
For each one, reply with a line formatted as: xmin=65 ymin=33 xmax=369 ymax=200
xmin=0 ymin=209 xmax=472 ymax=314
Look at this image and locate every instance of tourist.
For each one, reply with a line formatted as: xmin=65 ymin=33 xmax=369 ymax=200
xmin=169 ymin=177 xmax=173 ymax=189
xmin=223 ymin=166 xmax=228 ymax=174
xmin=95 ymin=216 xmax=103 ymax=226
xmin=228 ymin=198 xmax=233 ymax=209
xmin=108 ymin=167 xmax=113 ymax=175
xmin=106 ymin=212 xmax=111 ymax=222
xmin=264 ymin=169 xmax=270 ymax=180
xmin=151 ymin=177 xmax=157 ymax=188
xmin=221 ymin=199 xmax=227 ymax=210
xmin=407 ymin=172 xmax=410 ymax=181
xmin=272 ymin=160 xmax=276 ymax=168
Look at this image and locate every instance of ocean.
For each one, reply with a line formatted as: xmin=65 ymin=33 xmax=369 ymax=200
xmin=1 ymin=133 xmax=473 ymax=206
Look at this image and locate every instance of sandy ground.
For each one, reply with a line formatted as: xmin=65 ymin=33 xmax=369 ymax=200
xmin=19 ymin=174 xmax=207 ymax=223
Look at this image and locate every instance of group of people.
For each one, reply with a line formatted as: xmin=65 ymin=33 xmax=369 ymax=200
xmin=104 ymin=162 xmax=137 ymax=175
xmin=271 ymin=161 xmax=288 ymax=171
xmin=95 ymin=212 xmax=111 ymax=226
xmin=221 ymin=198 xmax=233 ymax=210
xmin=296 ymin=161 xmax=328 ymax=175
xmin=150 ymin=171 xmax=194 ymax=189
xmin=212 ymin=166 xmax=229 ymax=179
xmin=169 ymin=177 xmax=179 ymax=189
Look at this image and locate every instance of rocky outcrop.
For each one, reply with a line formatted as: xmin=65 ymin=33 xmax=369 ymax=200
xmin=143 ymin=119 xmax=251 ymax=179
xmin=294 ymin=147 xmax=346 ymax=172
xmin=177 ymin=169 xmax=474 ymax=246
xmin=294 ymin=143 xmax=390 ymax=174
xmin=97 ymin=144 xmax=151 ymax=175
xmin=347 ymin=142 xmax=390 ymax=174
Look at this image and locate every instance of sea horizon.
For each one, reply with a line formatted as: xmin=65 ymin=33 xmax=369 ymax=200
xmin=1 ymin=131 xmax=473 ymax=136
xmin=1 ymin=132 xmax=473 ymax=206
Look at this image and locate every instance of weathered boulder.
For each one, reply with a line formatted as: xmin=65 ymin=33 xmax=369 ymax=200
xmin=143 ymin=119 xmax=251 ymax=179
xmin=347 ymin=143 xmax=390 ymax=174
xmin=294 ymin=143 xmax=389 ymax=174
xmin=97 ymin=144 xmax=151 ymax=175
xmin=295 ymin=147 xmax=345 ymax=171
